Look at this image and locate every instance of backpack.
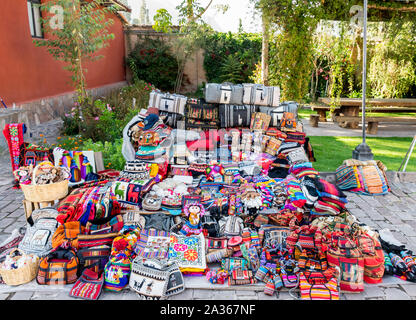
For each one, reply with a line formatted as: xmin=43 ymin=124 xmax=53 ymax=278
xmin=51 ymin=221 xmax=84 ymax=250
xmin=18 ymin=217 xmax=58 ymax=257
xmin=286 ymin=225 xmax=323 ymax=252
xmin=326 ymin=234 xmax=364 ymax=292
xmin=298 ymin=249 xmax=328 ymax=272
xmin=37 ymin=249 xmax=80 ymax=285
xmin=280 ymin=112 xmax=297 ymax=131
xmin=259 ymin=225 xmax=291 ymax=248
xmin=104 ymin=259 xmax=131 ymax=292
xmin=129 ymin=258 xmax=185 ymax=299
xmin=356 ymin=232 xmax=385 ymax=284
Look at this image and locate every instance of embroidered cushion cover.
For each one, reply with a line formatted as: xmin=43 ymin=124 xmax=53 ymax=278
xmin=168 ymin=233 xmax=207 ymax=272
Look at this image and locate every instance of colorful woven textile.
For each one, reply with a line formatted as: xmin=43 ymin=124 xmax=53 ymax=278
xmin=78 ymin=233 xmax=117 ymax=249
xmin=85 ymin=215 xmax=124 ymax=235
xmin=360 ymin=165 xmax=389 ymax=195
xmin=168 ymin=233 xmax=207 ymax=272
xmin=299 ymin=271 xmax=339 ymax=300
xmin=335 ymin=160 xmax=390 ymax=195
xmin=37 ymin=249 xmax=79 ymax=285
xmin=69 ymin=269 xmax=104 ymax=300
xmin=134 ymin=229 xmax=171 ymax=260
xmin=104 ymin=259 xmax=131 ymax=291
xmin=77 ymin=245 xmax=111 ymax=274
xmin=3 ymin=124 xmax=26 ymax=173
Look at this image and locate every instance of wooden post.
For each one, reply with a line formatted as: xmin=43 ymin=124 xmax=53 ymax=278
xmin=317 ymin=109 xmax=327 ymax=122
xmin=309 ymin=114 xmax=319 ymax=127
xmin=366 ymin=121 xmax=378 ymax=135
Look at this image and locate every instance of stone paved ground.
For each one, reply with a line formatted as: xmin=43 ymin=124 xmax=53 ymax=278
xmin=0 ymin=119 xmax=415 ymax=300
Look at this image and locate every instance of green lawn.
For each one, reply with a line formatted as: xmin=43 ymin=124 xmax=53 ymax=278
xmin=310 ymin=136 xmax=416 ymax=172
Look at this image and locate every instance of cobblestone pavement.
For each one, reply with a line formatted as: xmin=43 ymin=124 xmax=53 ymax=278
xmin=0 ymin=119 xmax=415 ymax=300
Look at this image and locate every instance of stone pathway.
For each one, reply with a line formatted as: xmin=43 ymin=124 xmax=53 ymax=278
xmin=0 ymin=118 xmax=415 ymax=300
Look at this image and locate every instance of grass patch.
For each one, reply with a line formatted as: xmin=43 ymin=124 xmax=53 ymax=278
xmin=309 ymin=136 xmax=416 ymax=172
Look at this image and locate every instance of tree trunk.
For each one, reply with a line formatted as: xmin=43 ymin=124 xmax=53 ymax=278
xmin=261 ymin=13 xmax=269 ymax=86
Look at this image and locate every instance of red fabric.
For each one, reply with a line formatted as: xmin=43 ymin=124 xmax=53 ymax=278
xmin=186 ymin=138 xmax=214 ymax=151
xmin=320 ymin=197 xmax=346 ymax=209
xmin=3 ymin=123 xmax=25 ymax=173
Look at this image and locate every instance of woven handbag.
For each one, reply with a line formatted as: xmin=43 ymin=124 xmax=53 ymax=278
xmin=37 ymin=249 xmax=79 ymax=285
xmin=77 ymin=245 xmax=111 ymax=274
xmin=281 ymin=272 xmax=299 ymax=288
xmin=356 ymin=232 xmax=385 ymax=284
xmin=299 ymin=268 xmax=340 ymax=300
xmin=259 ymin=225 xmax=291 ymax=248
xmin=326 ymin=234 xmax=364 ymax=292
xmin=103 ymin=259 xmax=131 ymax=292
xmin=298 ymin=249 xmax=328 ymax=272
xmin=129 ymin=258 xmax=185 ymax=299
xmin=69 ymin=268 xmax=104 ymax=300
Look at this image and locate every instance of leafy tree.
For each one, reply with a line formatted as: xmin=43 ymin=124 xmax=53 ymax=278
xmin=153 ymin=0 xmax=228 ymax=92
xmin=34 ymin=0 xmax=117 ymax=110
xmin=126 ymin=37 xmax=178 ymax=91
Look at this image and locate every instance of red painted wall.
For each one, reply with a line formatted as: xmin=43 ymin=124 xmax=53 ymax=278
xmin=0 ymin=0 xmax=126 ymax=106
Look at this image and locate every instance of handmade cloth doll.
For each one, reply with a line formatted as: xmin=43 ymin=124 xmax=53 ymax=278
xmin=180 ymin=202 xmax=206 ymax=236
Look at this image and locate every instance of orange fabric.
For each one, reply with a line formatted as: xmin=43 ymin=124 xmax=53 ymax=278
xmin=52 ymin=221 xmax=85 ymax=250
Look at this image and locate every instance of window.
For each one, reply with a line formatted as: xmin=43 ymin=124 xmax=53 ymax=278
xmin=27 ymin=0 xmax=43 ymax=38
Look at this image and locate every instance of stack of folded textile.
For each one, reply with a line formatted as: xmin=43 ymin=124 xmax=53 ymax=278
xmin=282 ymin=176 xmax=307 ymax=210
xmin=289 ymin=162 xmax=319 ymax=180
xmin=311 ymin=178 xmax=347 ymax=216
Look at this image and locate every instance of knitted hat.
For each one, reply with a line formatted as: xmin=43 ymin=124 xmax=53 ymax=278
xmin=143 ymin=114 xmax=160 ymax=130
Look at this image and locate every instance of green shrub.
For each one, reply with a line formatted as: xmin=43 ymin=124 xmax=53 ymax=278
xmin=203 ymin=32 xmax=262 ymax=84
xmin=61 ymin=80 xmax=154 ymax=144
xmin=81 ymin=138 xmax=125 ymax=171
xmin=126 ymin=37 xmax=178 ymax=92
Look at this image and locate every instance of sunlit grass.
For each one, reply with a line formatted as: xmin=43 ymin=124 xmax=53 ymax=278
xmin=310 ymin=136 xmax=416 ymax=172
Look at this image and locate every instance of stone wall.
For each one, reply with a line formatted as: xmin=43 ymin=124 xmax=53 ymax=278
xmin=124 ymin=25 xmax=207 ymax=94
xmin=0 ymin=81 xmax=128 ymax=152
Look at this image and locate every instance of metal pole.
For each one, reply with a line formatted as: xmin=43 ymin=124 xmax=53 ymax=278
xmin=362 ymin=0 xmax=368 ymax=143
xmin=402 ymin=135 xmax=416 ymax=172
xmin=352 ymin=0 xmax=373 ymax=160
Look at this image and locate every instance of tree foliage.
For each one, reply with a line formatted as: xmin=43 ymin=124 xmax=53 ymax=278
xmin=34 ymin=0 xmax=116 ymax=105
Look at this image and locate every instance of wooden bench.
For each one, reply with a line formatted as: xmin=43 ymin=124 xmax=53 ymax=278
xmin=333 ymin=116 xmax=416 ymax=134
xmin=315 ymin=97 xmax=416 ymax=129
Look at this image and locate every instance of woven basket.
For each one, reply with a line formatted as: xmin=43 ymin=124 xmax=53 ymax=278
xmin=0 ymin=249 xmax=39 ymax=286
xmin=20 ymin=162 xmax=69 ymax=202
